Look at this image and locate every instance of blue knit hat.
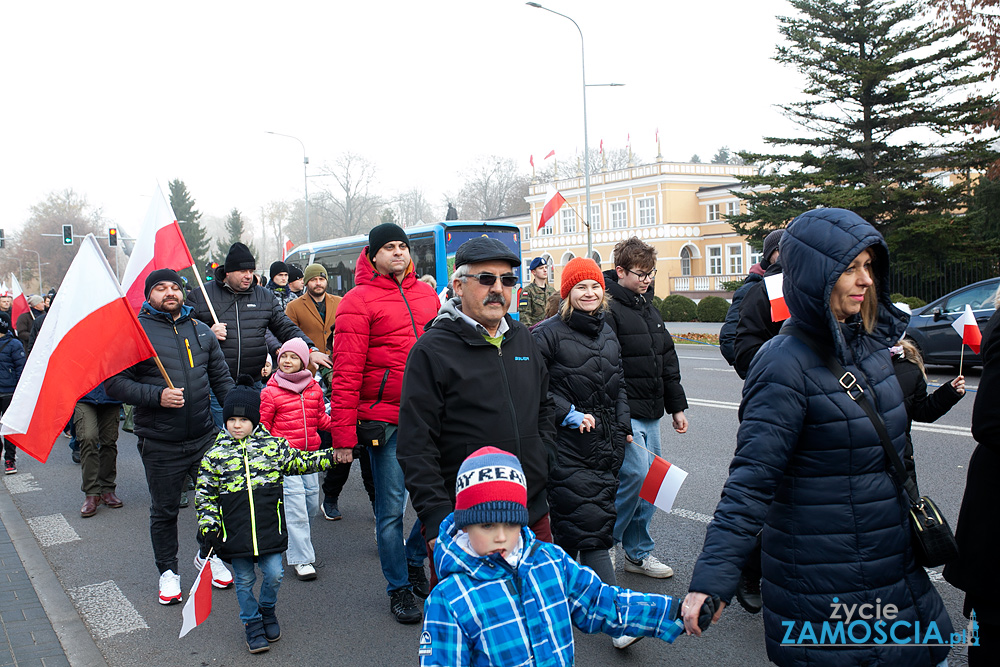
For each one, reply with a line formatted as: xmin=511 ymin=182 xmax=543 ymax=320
xmin=454 ymin=447 xmax=529 ymax=529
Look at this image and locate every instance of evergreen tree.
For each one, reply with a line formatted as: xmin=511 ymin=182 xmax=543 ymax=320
xmin=168 ymin=179 xmax=212 ymax=278
xmin=216 ymin=208 xmax=257 ymax=260
xmin=728 ymin=0 xmax=998 ymax=263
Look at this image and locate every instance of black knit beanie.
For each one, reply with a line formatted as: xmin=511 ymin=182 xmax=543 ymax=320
xmin=287 ymin=264 xmax=304 ymax=283
xmin=224 ymin=243 xmax=256 ymax=274
xmin=368 ymin=223 xmax=409 ymax=260
xmin=0 ymin=312 xmax=10 ymax=335
xmin=761 ymin=229 xmax=785 ymax=268
xmin=269 ymin=261 xmax=288 ymax=280
xmin=223 ymin=375 xmax=261 ymax=428
xmin=144 ymin=269 xmax=185 ymax=299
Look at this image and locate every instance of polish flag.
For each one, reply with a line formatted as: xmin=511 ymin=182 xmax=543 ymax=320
xmin=537 ymin=185 xmax=566 ymax=232
xmin=544 ymin=149 xmax=555 ymax=160
xmin=120 ymin=185 xmax=195 ymax=312
xmin=599 ymin=139 xmax=603 ymax=155
xmin=179 ymin=556 xmax=214 ymax=638
xmin=282 ymin=237 xmax=295 ymax=261
xmin=0 ymin=236 xmax=156 ymax=463
xmin=639 ymin=455 xmax=688 ymax=514
xmin=764 ymin=273 xmax=790 ymax=322
xmin=529 ymin=155 xmax=534 ymax=168
xmin=951 ymin=304 xmax=982 ymax=354
xmin=9 ymin=275 xmax=29 ymax=328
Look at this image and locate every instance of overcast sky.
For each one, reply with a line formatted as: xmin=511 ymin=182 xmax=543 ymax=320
xmin=2 ymin=0 xmax=825 ymax=236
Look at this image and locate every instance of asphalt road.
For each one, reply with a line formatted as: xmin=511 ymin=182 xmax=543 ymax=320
xmin=3 ymin=344 xmax=981 ymax=666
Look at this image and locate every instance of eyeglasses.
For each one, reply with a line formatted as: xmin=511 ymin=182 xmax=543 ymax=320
xmin=466 ymin=273 xmax=519 ymax=287
xmin=626 ymin=268 xmax=657 ymax=281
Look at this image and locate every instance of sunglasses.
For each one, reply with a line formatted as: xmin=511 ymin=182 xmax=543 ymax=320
xmin=466 ymin=273 xmax=518 ymax=287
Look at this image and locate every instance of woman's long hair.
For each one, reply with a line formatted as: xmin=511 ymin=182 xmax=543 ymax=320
xmin=897 ymin=338 xmax=926 ymax=378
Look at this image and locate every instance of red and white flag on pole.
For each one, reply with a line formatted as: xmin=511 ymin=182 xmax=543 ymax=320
xmin=282 ymin=237 xmax=294 ymax=261
xmin=529 ymin=155 xmax=535 ymax=168
xmin=764 ymin=273 xmax=790 ymax=322
xmin=639 ymin=455 xmax=688 ymax=514
xmin=599 ymin=139 xmax=604 ymax=155
xmin=179 ymin=556 xmax=214 ymax=638
xmin=120 ymin=185 xmax=195 ymax=313
xmin=9 ymin=274 xmax=29 ymax=327
xmin=0 ymin=236 xmax=156 ymax=462
xmin=537 ymin=185 xmax=566 ymax=232
xmin=951 ymin=304 xmax=982 ymax=354
xmin=543 ymin=149 xmax=555 ymax=160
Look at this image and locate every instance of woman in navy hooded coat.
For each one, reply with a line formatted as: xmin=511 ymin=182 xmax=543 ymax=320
xmin=682 ymin=208 xmax=952 ymax=667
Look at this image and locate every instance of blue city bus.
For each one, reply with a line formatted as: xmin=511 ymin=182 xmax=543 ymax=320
xmin=284 ymin=221 xmax=523 ymax=315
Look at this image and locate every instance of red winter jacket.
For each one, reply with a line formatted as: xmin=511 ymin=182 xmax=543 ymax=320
xmin=259 ymin=376 xmax=332 ymax=452
xmin=329 ymin=248 xmax=440 ymax=448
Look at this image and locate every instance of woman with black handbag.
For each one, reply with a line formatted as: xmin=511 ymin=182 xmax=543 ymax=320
xmin=681 ymin=208 xmax=952 ymax=667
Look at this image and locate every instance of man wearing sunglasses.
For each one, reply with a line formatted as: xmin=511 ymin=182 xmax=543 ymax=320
xmin=603 ymin=237 xmax=688 ymax=580
xmin=398 ymin=236 xmax=557 ymax=588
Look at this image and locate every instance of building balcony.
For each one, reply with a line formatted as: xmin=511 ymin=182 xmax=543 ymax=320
xmin=669 ymin=274 xmax=742 ymax=301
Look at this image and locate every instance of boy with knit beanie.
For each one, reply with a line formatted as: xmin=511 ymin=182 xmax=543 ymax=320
xmin=418 ymin=447 xmax=687 ymax=666
xmin=196 ymin=376 xmax=340 ymax=653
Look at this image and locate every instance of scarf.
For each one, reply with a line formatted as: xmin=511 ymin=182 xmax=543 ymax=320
xmin=273 ymin=368 xmax=313 ymax=393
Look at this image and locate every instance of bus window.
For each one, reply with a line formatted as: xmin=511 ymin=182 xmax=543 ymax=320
xmin=314 ymin=242 xmax=366 ymax=296
xmin=408 ymin=232 xmax=436 ymax=280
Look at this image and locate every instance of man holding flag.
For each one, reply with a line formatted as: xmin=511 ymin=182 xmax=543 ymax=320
xmin=106 ymin=269 xmax=235 ymax=606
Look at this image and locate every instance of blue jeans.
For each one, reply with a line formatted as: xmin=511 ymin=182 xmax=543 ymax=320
xmin=614 ymin=417 xmax=661 ymax=562
xmin=283 ymin=473 xmax=319 ymax=565
xmin=368 ymin=425 xmax=425 ymax=594
xmin=231 ymin=553 xmax=284 ymax=624
xmin=209 ymin=393 xmax=224 ymax=431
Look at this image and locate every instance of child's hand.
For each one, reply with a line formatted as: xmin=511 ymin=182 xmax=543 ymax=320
xmin=578 ymin=414 xmax=595 ymax=433
xmin=681 ymin=592 xmax=724 ymax=637
xmin=951 ymin=376 xmax=966 ymax=396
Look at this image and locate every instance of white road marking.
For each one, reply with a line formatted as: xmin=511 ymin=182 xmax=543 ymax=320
xmin=688 ymin=398 xmax=741 ymax=410
xmin=4 ymin=472 xmax=41 ymax=494
xmin=677 ymin=355 xmax=721 ymax=360
xmin=925 ymin=568 xmax=945 ymax=583
xmin=695 ymin=367 xmax=737 ymax=372
xmin=26 ymin=514 xmax=81 ymax=547
xmin=670 ymin=508 xmax=714 ymax=524
xmin=68 ymin=580 xmax=149 ymax=639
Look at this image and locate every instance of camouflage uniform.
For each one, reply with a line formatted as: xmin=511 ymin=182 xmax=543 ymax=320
xmin=196 ymin=424 xmax=336 ymax=560
xmin=518 ymin=281 xmax=556 ymax=327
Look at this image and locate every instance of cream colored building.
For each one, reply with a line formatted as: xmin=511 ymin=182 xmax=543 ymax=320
xmin=512 ymin=160 xmax=762 ymax=300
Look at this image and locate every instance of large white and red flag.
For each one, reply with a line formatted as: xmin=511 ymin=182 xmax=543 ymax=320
xmin=179 ymin=556 xmax=214 ymax=638
xmin=120 ymin=185 xmax=195 ymax=312
xmin=764 ymin=273 xmax=790 ymax=322
xmin=282 ymin=237 xmax=295 ymax=261
xmin=9 ymin=275 xmax=29 ymax=327
xmin=951 ymin=304 xmax=982 ymax=354
xmin=1 ymin=236 xmax=156 ymax=462
xmin=537 ymin=185 xmax=566 ymax=232
xmin=639 ymin=454 xmax=688 ymax=514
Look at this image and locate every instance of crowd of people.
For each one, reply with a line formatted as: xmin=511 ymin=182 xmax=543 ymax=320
xmin=1 ymin=207 xmax=996 ymax=665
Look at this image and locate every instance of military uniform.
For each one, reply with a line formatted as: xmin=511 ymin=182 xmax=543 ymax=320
xmin=518 ymin=281 xmax=556 ymax=327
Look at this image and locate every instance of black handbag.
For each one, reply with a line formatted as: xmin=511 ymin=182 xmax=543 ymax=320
xmin=784 ymin=326 xmax=959 ymax=568
xmin=356 ymin=420 xmax=386 ymax=448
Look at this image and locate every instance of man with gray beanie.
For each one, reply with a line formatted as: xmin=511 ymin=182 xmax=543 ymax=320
xmin=16 ymin=295 xmax=44 ymax=347
xmin=106 ymin=268 xmax=235 ymax=607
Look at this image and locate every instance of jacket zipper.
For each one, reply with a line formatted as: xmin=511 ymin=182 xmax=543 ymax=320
xmin=234 ymin=297 xmax=242 ymax=377
xmin=173 ymin=323 xmax=193 ymax=439
xmin=397 ymin=283 xmax=419 ymax=338
xmin=241 ymin=442 xmax=259 ymax=556
xmin=370 ymin=369 xmax=391 ymax=409
xmin=495 ymin=340 xmax=522 ymax=457
xmin=300 ymin=394 xmax=307 ymax=448
xmin=276 ymin=498 xmax=283 ymax=534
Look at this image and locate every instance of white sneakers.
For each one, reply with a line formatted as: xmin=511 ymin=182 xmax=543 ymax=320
xmin=612 ymin=635 xmax=643 ymax=650
xmin=158 ymin=570 xmax=182 ymax=605
xmin=623 ymin=555 xmax=674 ymax=579
xmin=194 ymin=552 xmax=234 ymax=589
xmin=293 ymin=563 xmax=317 ymax=581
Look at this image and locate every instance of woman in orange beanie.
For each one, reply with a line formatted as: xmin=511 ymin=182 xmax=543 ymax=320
xmin=531 ymin=258 xmax=633 ymax=627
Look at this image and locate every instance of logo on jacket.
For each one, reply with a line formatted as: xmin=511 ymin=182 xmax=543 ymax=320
xmin=418 ymin=631 xmax=432 ymax=657
xmin=514 ymin=356 xmax=530 ymax=361
xmin=246 ymin=303 xmax=257 ymax=308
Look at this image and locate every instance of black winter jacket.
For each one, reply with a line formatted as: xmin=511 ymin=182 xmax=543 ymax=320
xmin=689 ymin=208 xmax=951 ymax=667
xmin=105 ymin=304 xmax=233 ymax=443
xmin=719 ymin=271 xmax=763 ymax=366
xmin=397 ymin=298 xmax=557 ymax=542
xmin=602 ymin=271 xmax=687 ymax=420
xmin=733 ymin=261 xmax=785 ymax=379
xmin=532 ymin=310 xmax=631 ymax=552
xmin=945 ymin=308 xmax=1000 ymax=619
xmin=187 ymin=280 xmax=314 ymax=380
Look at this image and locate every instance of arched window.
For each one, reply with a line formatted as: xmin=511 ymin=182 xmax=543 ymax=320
xmin=680 ymin=247 xmax=691 ymax=276
xmin=561 ymin=251 xmax=575 ymax=265
xmin=591 ymin=251 xmax=602 ymax=265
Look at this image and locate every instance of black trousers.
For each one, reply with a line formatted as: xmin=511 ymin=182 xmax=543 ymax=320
xmin=139 ymin=433 xmax=213 ymax=574
xmin=320 ymin=436 xmax=375 ymax=504
xmin=1 ymin=394 xmax=13 ymax=463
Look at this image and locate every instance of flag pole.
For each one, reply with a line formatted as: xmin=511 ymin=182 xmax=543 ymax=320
xmin=190 ymin=268 xmax=220 ymax=325
xmin=152 ymin=355 xmax=176 ymax=389
xmin=959 ymin=344 xmax=965 ymax=377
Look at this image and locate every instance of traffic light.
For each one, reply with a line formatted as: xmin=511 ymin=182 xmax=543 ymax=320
xmin=62 ymin=225 xmax=73 ymax=245
xmin=109 ymin=227 xmax=118 ymax=247
xmin=206 ymin=261 xmax=219 ymax=281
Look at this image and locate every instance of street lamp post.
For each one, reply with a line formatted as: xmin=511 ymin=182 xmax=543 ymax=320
xmin=266 ymin=131 xmax=311 ymax=245
xmin=25 ymin=249 xmax=42 ymax=292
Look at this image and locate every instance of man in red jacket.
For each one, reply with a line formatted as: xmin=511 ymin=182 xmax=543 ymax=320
xmin=329 ymin=222 xmax=440 ymax=625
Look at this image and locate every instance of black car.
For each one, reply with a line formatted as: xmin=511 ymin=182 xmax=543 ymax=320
xmin=903 ymin=277 xmax=1000 ymax=367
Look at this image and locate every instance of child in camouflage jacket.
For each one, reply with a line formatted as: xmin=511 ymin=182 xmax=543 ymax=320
xmin=195 ymin=375 xmax=338 ymax=654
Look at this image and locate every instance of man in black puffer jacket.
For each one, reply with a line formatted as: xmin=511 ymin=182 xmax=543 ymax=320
xmin=187 ymin=243 xmax=329 ymax=425
xmin=721 ymin=228 xmax=783 ymax=371
xmin=105 ymin=269 xmax=235 ymax=607
xmin=603 ymin=237 xmax=688 ymax=580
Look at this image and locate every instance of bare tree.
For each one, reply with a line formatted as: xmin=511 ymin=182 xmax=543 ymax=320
xmin=457 ymin=156 xmax=530 ymax=220
xmin=259 ymin=200 xmax=291 ymax=264
xmin=534 ymin=148 xmax=636 ymax=181
xmin=389 ymin=188 xmax=435 ymax=228
xmin=314 ymin=152 xmax=384 ymax=238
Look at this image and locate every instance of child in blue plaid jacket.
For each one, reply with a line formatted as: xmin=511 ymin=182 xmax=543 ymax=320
xmin=419 ymin=447 xmax=684 ymax=666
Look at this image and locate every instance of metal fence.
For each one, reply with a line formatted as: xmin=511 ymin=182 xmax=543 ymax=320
xmin=888 ymin=258 xmax=999 ymax=303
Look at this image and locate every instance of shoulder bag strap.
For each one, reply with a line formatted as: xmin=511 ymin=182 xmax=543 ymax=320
xmin=782 ymin=325 xmax=920 ymax=505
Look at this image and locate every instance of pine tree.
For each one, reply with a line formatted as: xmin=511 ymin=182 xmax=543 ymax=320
xmin=216 ymin=208 xmax=257 ymax=261
xmin=168 ymin=180 xmax=212 ymax=276
xmin=728 ymin=0 xmax=998 ymax=263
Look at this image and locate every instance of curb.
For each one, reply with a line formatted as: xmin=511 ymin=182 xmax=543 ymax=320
xmin=0 ymin=485 xmax=109 ymax=667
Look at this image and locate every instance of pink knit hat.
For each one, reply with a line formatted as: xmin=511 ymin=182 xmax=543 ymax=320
xmin=276 ymin=338 xmax=309 ymax=369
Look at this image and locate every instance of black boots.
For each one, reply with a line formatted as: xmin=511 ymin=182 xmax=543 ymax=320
xmin=259 ymin=605 xmax=281 ymax=642
xmin=244 ymin=619 xmax=269 ymax=653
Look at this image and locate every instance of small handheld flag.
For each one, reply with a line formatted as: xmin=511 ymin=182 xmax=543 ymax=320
xmin=179 ymin=555 xmax=214 ymax=638
xmin=764 ymin=273 xmax=790 ymax=322
xmin=639 ymin=455 xmax=688 ymax=514
xmin=951 ymin=304 xmax=982 ymax=355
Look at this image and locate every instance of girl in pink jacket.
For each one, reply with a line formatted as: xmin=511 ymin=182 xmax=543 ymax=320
xmin=260 ymin=338 xmax=332 ymax=581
